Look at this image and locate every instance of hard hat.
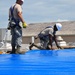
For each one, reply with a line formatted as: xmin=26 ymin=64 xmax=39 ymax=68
xmin=21 ymin=0 xmax=24 ymax=2
xmin=55 ymin=23 xmax=62 ymax=31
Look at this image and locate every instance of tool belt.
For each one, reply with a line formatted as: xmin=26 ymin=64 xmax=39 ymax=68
xmin=7 ymin=20 xmax=22 ymax=29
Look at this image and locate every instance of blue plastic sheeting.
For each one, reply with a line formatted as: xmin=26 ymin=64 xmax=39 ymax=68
xmin=0 ymin=49 xmax=75 ymax=75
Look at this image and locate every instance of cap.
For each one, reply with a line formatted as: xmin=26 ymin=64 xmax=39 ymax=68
xmin=21 ymin=0 xmax=24 ymax=2
xmin=55 ymin=23 xmax=62 ymax=31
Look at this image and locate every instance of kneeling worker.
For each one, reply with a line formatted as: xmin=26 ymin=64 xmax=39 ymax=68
xmin=29 ymin=23 xmax=62 ymax=50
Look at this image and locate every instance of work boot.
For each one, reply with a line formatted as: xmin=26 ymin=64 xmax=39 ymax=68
xmin=16 ymin=46 xmax=25 ymax=54
xmin=10 ymin=46 xmax=16 ymax=54
xmin=29 ymin=43 xmax=34 ymax=50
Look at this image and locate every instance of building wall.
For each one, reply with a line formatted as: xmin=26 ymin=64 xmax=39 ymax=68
xmin=22 ymin=37 xmax=32 ymax=44
xmin=22 ymin=35 xmax=75 ymax=44
xmin=61 ymin=35 xmax=75 ymax=43
xmin=0 ymin=29 xmax=11 ymax=42
xmin=0 ymin=29 xmax=75 ymax=44
xmin=0 ymin=29 xmax=6 ymax=41
xmin=0 ymin=30 xmax=2 ymax=41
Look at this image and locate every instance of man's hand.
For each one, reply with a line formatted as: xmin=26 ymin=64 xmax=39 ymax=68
xmin=48 ymin=45 xmax=55 ymax=50
xmin=22 ymin=22 xmax=27 ymax=28
xmin=51 ymin=47 xmax=55 ymax=50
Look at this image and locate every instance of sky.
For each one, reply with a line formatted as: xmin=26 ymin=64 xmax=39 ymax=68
xmin=0 ymin=0 xmax=75 ymax=28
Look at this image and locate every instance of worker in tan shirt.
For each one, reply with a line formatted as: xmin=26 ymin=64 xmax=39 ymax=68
xmin=8 ymin=0 xmax=27 ymax=54
xmin=29 ymin=23 xmax=62 ymax=50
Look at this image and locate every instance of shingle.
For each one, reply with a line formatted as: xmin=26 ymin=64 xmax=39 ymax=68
xmin=22 ymin=21 xmax=75 ymax=36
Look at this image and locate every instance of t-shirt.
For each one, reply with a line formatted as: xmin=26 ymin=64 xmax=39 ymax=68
xmin=40 ymin=27 xmax=54 ymax=36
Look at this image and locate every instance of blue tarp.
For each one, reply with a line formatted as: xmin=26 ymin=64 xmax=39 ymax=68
xmin=0 ymin=49 xmax=75 ymax=75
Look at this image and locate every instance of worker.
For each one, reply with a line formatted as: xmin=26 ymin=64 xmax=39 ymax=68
xmin=8 ymin=0 xmax=27 ymax=54
xmin=29 ymin=23 xmax=62 ymax=50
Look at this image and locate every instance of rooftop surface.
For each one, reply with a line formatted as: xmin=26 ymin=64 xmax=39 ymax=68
xmin=0 ymin=49 xmax=75 ymax=75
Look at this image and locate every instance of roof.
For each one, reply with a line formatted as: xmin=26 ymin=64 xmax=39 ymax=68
xmin=22 ymin=21 xmax=75 ymax=36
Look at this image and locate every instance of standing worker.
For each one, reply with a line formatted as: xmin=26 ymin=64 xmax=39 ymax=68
xmin=29 ymin=23 xmax=62 ymax=50
xmin=8 ymin=0 xmax=27 ymax=54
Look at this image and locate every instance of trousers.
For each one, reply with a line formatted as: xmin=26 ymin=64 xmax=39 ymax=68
xmin=11 ymin=25 xmax=22 ymax=47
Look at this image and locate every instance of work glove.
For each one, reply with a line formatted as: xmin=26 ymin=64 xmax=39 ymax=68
xmin=22 ymin=22 xmax=27 ymax=28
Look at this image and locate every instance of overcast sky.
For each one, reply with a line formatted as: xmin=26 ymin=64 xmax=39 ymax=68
xmin=0 ymin=0 xmax=75 ymax=28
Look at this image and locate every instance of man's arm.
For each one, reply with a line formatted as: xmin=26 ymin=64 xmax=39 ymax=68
xmin=18 ymin=12 xmax=24 ymax=23
xmin=48 ymin=34 xmax=55 ymax=50
xmin=17 ymin=12 xmax=27 ymax=28
xmin=54 ymin=35 xmax=62 ymax=49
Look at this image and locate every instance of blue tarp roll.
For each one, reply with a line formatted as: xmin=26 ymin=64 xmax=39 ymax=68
xmin=0 ymin=49 xmax=75 ymax=75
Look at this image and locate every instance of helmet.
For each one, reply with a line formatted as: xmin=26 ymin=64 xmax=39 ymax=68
xmin=21 ymin=0 xmax=24 ymax=2
xmin=55 ymin=23 xmax=62 ymax=31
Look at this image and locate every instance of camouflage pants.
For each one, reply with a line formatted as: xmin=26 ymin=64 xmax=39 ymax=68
xmin=11 ymin=26 xmax=22 ymax=47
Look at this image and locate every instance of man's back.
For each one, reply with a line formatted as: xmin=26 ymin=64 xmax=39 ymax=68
xmin=9 ymin=3 xmax=22 ymax=21
xmin=40 ymin=27 xmax=54 ymax=36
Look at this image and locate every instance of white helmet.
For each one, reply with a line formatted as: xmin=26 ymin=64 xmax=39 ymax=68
xmin=21 ymin=0 xmax=24 ymax=2
xmin=55 ymin=23 xmax=62 ymax=31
